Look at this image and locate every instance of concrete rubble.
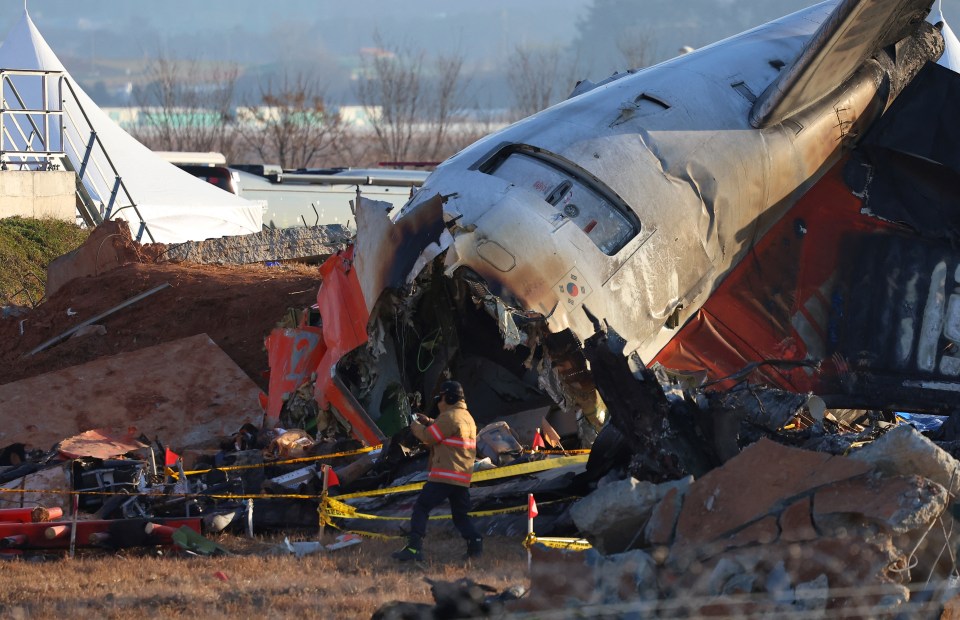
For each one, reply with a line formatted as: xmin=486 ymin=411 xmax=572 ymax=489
xmin=524 ymin=432 xmax=960 ymax=617
xmin=163 ymin=224 xmax=351 ymax=265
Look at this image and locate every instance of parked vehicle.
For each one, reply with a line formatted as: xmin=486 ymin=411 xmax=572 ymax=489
xmin=231 ymin=165 xmax=428 ymax=229
xmin=159 ymin=153 xmax=429 ymax=230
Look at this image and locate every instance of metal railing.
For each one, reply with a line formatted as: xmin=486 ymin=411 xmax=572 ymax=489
xmin=0 ymin=69 xmax=63 ymax=165
xmin=0 ymin=68 xmax=154 ymax=242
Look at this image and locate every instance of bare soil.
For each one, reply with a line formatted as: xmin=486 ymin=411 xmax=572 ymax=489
xmin=0 ymin=262 xmax=322 ymax=390
xmin=0 ymin=532 xmax=529 ymax=619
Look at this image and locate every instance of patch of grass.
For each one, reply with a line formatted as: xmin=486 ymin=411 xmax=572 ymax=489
xmin=0 ymin=216 xmax=89 ymax=307
xmin=0 ymin=531 xmax=530 ymax=619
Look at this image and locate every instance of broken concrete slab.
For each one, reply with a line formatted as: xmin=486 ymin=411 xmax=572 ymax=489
xmin=813 ymin=473 xmax=947 ymax=535
xmin=778 ymin=496 xmax=818 ymax=543
xmin=591 ymin=548 xmax=658 ymax=605
xmin=673 ymin=439 xmax=872 ymax=546
xmin=723 ymin=515 xmax=779 ymax=549
xmin=850 ymin=424 xmax=960 ymax=495
xmin=0 ymin=333 xmax=262 ymax=451
xmin=571 ymin=475 xmax=692 ymax=554
xmin=163 ymin=225 xmax=351 ymax=265
xmin=706 ymin=557 xmax=757 ymax=596
xmin=644 ymin=485 xmax=686 ymax=547
xmin=664 ymin=534 xmax=907 ymax=615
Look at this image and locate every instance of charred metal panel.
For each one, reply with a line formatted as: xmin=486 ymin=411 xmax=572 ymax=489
xmin=854 ymin=62 xmax=960 ymax=172
xmin=354 ymin=194 xmax=445 ymax=314
xmin=847 ymin=61 xmax=960 ymax=240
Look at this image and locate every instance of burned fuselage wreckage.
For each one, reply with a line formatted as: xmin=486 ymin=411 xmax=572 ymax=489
xmin=291 ymin=0 xmax=960 ymax=451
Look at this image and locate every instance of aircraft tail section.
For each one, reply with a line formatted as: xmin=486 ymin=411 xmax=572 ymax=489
xmin=750 ymin=0 xmax=937 ymax=128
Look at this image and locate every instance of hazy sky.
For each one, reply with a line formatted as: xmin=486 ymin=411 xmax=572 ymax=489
xmin=0 ymin=1 xmax=957 ymax=105
xmin=4 ymin=1 xmax=956 ymax=64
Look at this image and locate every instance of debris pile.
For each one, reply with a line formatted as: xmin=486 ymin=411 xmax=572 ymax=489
xmin=3 ymin=218 xmax=960 ymax=620
xmin=498 ymin=324 xmax=960 ymax=616
xmin=565 ymin=432 xmax=953 ymax=616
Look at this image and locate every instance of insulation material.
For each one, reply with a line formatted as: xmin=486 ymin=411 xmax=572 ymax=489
xmin=0 ymin=466 xmax=69 ymax=511
xmin=0 ymin=12 xmax=262 ymax=243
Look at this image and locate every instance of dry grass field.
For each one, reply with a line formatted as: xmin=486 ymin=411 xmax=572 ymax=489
xmin=0 ymin=532 xmax=530 ymax=619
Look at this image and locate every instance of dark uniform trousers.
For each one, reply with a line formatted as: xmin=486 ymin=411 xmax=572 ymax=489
xmin=410 ymin=481 xmax=481 ymax=541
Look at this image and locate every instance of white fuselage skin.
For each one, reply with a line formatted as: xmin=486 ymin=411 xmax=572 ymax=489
xmin=398 ymin=1 xmax=904 ymax=361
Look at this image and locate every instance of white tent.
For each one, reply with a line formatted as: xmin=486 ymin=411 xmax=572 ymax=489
xmin=933 ymin=1 xmax=960 ymax=72
xmin=0 ymin=11 xmax=262 ymax=244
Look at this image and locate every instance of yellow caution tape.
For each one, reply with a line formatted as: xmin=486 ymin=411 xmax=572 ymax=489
xmin=521 ymin=449 xmax=592 ymax=456
xmin=523 ymin=534 xmax=592 ymax=551
xmin=323 ymin=496 xmax=575 ymax=521
xmin=181 ymin=446 xmax=588 ymax=476
xmin=322 ymin=524 xmax=593 ymax=548
xmin=181 ymin=445 xmax=379 ymax=476
xmin=323 ymin=519 xmax=404 ymax=540
xmin=0 ymin=454 xmax=589 ymax=503
xmin=0 ymin=487 xmax=323 ymax=501
xmin=336 ymin=453 xmax=590 ymax=500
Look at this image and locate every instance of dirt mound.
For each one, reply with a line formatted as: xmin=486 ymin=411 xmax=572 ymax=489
xmin=0 ymin=261 xmax=321 ymax=390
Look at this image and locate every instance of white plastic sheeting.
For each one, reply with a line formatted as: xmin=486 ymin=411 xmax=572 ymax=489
xmin=0 ymin=11 xmax=262 ymax=244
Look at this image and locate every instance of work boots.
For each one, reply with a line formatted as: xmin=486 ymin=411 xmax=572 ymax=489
xmin=464 ymin=536 xmax=483 ymax=559
xmin=392 ymin=535 xmax=424 ymax=562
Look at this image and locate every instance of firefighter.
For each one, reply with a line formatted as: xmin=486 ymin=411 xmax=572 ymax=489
xmin=392 ymin=380 xmax=483 ymax=561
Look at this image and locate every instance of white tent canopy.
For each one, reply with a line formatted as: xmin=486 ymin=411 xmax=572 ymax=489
xmin=0 ymin=11 xmax=262 ymax=244
xmin=934 ymin=1 xmax=960 ymax=72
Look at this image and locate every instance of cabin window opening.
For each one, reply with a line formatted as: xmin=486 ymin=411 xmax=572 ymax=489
xmin=484 ymin=148 xmax=638 ymax=255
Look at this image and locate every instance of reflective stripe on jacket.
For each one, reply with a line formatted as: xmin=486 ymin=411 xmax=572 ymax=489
xmin=411 ymin=401 xmax=477 ymax=487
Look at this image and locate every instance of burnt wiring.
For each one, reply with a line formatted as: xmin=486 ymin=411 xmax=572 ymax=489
xmin=417 ymin=326 xmax=442 ymax=373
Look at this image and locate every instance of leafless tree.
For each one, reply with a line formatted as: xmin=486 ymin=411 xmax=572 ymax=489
xmin=617 ymin=29 xmax=657 ymax=70
xmin=506 ymin=45 xmax=567 ymax=120
xmin=427 ymin=52 xmax=467 ymax=161
xmin=356 ymin=36 xmax=423 ymax=164
xmin=236 ymin=72 xmax=345 ymax=169
xmin=131 ymin=54 xmax=239 ymax=159
xmin=355 ymin=33 xmax=468 ymax=164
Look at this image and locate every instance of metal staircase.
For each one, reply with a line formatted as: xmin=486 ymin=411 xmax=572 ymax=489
xmin=0 ymin=68 xmax=154 ymax=241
